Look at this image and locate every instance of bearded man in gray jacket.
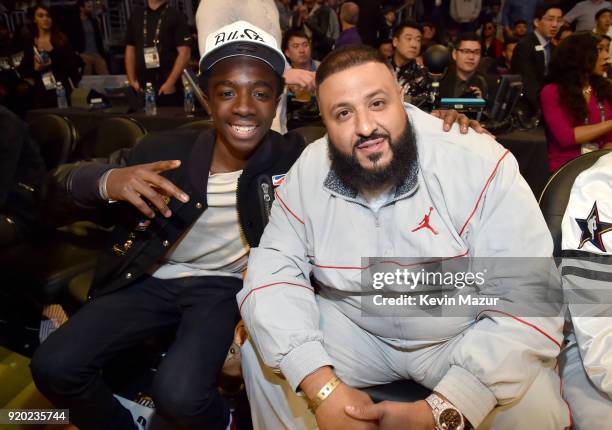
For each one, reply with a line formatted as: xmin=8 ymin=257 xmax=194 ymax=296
xmin=238 ymin=45 xmax=570 ymax=430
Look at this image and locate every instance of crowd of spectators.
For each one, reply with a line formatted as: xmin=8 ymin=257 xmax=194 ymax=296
xmin=2 ymin=0 xmax=612 ymax=169
xmin=272 ymin=0 xmax=612 ymax=171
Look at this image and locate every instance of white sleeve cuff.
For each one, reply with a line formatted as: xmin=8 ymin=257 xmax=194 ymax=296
xmin=433 ymin=365 xmax=497 ymax=428
xmin=279 ymin=341 xmax=334 ymax=392
xmin=97 ymin=168 xmax=116 ymax=202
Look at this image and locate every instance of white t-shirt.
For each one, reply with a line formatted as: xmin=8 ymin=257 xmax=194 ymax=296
xmin=152 ymin=170 xmax=249 ymax=279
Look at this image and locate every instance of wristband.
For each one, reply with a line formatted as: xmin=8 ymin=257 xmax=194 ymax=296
xmin=98 ymin=168 xmax=116 ymax=202
xmin=308 ymin=376 xmax=341 ymax=413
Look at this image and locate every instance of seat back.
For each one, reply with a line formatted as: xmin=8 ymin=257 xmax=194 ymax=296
xmin=92 ymin=117 xmax=146 ymax=157
xmin=538 ymin=149 xmax=611 ymax=256
xmin=177 ymin=119 xmax=215 ymax=130
xmin=27 ymin=114 xmax=78 ymax=169
xmin=291 ymin=126 xmax=327 ymax=145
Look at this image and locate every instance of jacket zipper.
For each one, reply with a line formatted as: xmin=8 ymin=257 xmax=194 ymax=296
xmin=235 ymin=172 xmax=247 ymax=245
xmin=261 ymin=182 xmax=272 ymax=221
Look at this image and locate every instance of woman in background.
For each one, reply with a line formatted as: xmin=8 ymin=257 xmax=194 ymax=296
xmin=19 ymin=3 xmax=81 ymax=108
xmin=480 ymin=20 xmax=503 ymax=59
xmin=541 ymin=32 xmax=612 ymax=172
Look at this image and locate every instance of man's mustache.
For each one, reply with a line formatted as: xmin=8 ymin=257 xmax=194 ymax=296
xmin=352 ymin=132 xmax=390 ymax=149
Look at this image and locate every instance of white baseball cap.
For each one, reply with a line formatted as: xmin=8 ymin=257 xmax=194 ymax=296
xmin=199 ymin=21 xmax=287 ymax=77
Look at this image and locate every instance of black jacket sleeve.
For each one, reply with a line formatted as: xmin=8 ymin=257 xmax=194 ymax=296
xmin=17 ymin=42 xmax=36 ymax=81
xmin=40 ymin=147 xmax=133 ymax=224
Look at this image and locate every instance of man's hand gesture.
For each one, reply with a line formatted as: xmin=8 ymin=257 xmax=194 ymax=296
xmin=105 ymin=160 xmax=189 ymax=218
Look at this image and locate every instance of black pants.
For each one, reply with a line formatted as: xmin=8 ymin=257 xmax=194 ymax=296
xmin=31 ymin=275 xmax=242 ymax=430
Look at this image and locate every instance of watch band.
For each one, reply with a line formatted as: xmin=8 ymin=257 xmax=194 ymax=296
xmin=308 ymin=376 xmax=341 ymax=412
xmin=426 ymin=393 xmax=465 ymax=430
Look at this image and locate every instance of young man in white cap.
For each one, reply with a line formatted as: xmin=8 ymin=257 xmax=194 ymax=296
xmin=30 ymin=21 xmax=303 ymax=430
xmin=195 ymin=0 xmax=315 ymax=134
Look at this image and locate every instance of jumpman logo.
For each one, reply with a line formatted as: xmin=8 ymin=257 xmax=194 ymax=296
xmin=411 ymin=207 xmax=438 ymax=235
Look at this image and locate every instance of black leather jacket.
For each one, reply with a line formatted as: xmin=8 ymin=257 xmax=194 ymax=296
xmin=43 ymin=127 xmax=305 ymax=298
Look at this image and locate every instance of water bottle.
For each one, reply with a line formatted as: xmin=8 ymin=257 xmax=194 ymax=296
xmin=56 ymin=82 xmax=68 ymax=109
xmin=183 ymin=84 xmax=194 ymax=114
xmin=144 ymin=82 xmax=157 ymax=116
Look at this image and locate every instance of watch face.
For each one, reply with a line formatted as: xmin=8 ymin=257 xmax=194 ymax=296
xmin=439 ymin=408 xmax=463 ymax=429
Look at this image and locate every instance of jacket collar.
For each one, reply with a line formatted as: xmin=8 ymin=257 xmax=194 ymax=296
xmin=533 ymin=30 xmax=549 ymax=47
xmin=187 ymin=127 xmax=282 ymax=197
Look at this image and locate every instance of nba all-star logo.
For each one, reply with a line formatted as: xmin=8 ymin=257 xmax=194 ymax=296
xmin=214 ymin=28 xmax=264 ymax=47
xmin=576 ymin=201 xmax=612 ymax=252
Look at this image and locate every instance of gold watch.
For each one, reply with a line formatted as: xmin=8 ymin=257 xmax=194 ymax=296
xmin=425 ymin=393 xmax=465 ymax=430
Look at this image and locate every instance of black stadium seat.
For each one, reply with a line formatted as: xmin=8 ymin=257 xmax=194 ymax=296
xmin=539 ymin=149 xmax=611 ymax=256
xmin=291 ymin=126 xmax=327 ymax=145
xmin=92 ymin=117 xmax=146 ymax=157
xmin=5 ymin=118 xmax=144 ymax=312
xmin=177 ymin=119 xmax=215 ymax=130
xmin=27 ymin=114 xmax=78 ymax=169
xmin=1 ymin=115 xmax=97 ymax=309
xmin=63 ymin=268 xmax=93 ymax=314
xmin=0 ymin=231 xmax=100 ymax=305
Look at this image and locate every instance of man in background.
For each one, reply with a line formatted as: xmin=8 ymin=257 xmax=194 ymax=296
xmin=439 ymin=32 xmax=489 ymax=102
xmin=390 ymin=21 xmax=432 ymax=105
xmin=502 ymin=0 xmax=543 ymax=37
xmin=70 ymin=0 xmax=108 ymax=75
xmin=124 ymin=0 xmax=191 ymax=106
xmin=335 ymin=2 xmax=362 ymax=49
xmin=564 ymin=0 xmax=612 ymax=32
xmin=594 ymin=7 xmax=612 ymax=35
xmin=377 ymin=5 xmax=396 ymax=45
xmin=497 ymin=37 xmax=518 ymax=76
xmin=513 ymin=19 xmax=529 ymax=38
xmin=353 ymin=0 xmax=383 ymax=46
xmin=511 ymin=2 xmax=562 ymax=116
xmin=303 ymin=0 xmax=340 ymax=60
xmin=378 ymin=39 xmax=394 ymax=60
xmin=391 ymin=21 xmax=422 ymax=72
xmin=276 ymin=0 xmax=292 ymax=32
xmin=283 ymin=29 xmax=319 ymax=71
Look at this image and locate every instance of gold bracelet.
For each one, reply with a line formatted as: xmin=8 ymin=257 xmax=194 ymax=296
xmin=308 ymin=376 xmax=341 ymax=412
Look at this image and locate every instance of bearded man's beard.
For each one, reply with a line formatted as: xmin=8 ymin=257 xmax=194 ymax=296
xmin=328 ymin=115 xmax=418 ymax=193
